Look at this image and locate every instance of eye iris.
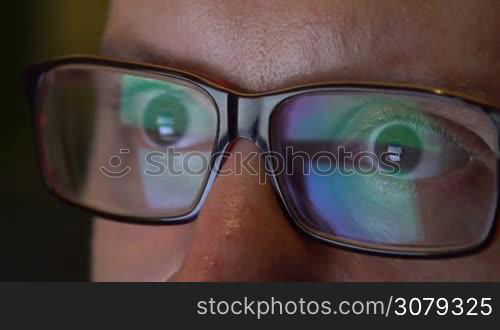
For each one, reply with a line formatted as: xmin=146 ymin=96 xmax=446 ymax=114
xmin=142 ymin=94 xmax=188 ymax=145
xmin=374 ymin=124 xmax=422 ymax=174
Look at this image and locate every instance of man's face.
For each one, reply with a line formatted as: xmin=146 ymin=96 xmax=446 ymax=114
xmin=92 ymin=0 xmax=500 ymax=281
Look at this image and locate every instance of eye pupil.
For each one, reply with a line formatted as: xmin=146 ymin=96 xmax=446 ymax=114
xmin=142 ymin=94 xmax=188 ymax=146
xmin=156 ymin=115 xmax=175 ymax=139
xmin=374 ymin=124 xmax=422 ymax=174
xmin=386 ymin=143 xmax=403 ymax=162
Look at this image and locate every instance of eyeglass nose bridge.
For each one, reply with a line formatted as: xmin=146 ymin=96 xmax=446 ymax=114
xmin=234 ymin=96 xmax=262 ymax=145
xmin=229 ymin=93 xmax=291 ymax=152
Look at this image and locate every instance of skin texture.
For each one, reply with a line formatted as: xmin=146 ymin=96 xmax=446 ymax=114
xmin=92 ymin=0 xmax=500 ymax=281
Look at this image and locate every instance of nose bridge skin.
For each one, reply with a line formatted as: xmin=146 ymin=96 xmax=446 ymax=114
xmin=170 ymin=139 xmax=318 ymax=281
xmin=170 ymin=95 xmax=322 ymax=281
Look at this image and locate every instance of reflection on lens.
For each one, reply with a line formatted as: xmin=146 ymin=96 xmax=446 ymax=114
xmin=271 ymin=90 xmax=497 ymax=252
xmin=38 ymin=66 xmax=218 ymax=219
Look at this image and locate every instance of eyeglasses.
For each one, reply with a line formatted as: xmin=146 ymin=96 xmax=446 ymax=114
xmin=25 ymin=55 xmax=500 ymax=257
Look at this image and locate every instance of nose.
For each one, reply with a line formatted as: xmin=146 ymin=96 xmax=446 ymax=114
xmin=171 ymin=139 xmax=320 ymax=281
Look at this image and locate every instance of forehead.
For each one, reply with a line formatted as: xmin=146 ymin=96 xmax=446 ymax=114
xmin=103 ymin=0 xmax=500 ymax=104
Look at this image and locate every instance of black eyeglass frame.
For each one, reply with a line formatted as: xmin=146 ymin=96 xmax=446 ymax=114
xmin=24 ymin=55 xmax=500 ymax=258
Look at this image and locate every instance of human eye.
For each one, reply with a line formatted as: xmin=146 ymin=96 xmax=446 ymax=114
xmin=337 ymin=97 xmax=481 ymax=180
xmin=86 ymin=73 xmax=218 ymax=214
xmin=328 ymin=94 xmax=497 ymax=244
xmin=119 ymin=74 xmax=215 ymax=152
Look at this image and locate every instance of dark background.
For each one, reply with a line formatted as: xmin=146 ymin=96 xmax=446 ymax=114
xmin=2 ymin=1 xmax=109 ymax=280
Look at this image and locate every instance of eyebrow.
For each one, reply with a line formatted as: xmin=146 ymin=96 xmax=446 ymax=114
xmin=100 ymin=39 xmax=497 ymax=107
